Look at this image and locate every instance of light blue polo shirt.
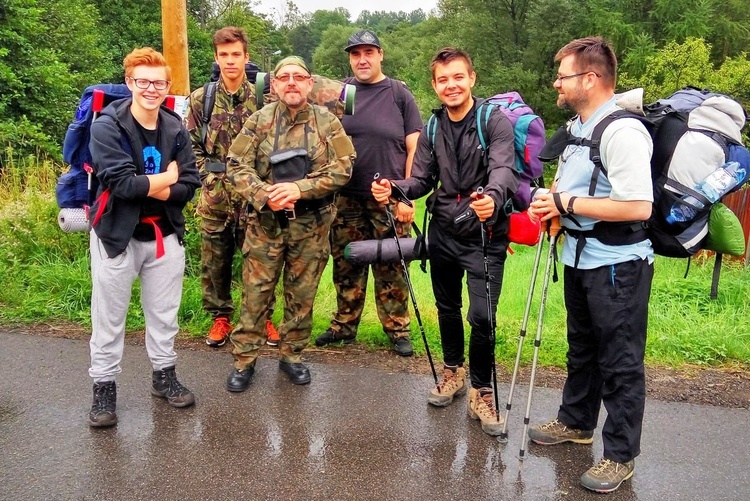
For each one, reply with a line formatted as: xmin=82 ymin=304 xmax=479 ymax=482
xmin=555 ymin=96 xmax=655 ymax=269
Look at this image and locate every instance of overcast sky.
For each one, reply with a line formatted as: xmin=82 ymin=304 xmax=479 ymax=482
xmin=255 ymin=0 xmax=440 ymax=25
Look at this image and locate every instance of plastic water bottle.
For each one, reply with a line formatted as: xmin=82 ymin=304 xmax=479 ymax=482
xmin=665 ymin=161 xmax=745 ymax=224
xmin=696 ymin=161 xmax=745 ymax=201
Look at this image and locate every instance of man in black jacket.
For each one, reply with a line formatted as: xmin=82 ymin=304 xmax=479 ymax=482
xmin=87 ymin=47 xmax=201 ymax=428
xmin=372 ymin=47 xmax=518 ymax=437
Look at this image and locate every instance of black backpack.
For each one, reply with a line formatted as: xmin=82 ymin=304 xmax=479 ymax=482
xmin=540 ymin=87 xmax=749 ymax=296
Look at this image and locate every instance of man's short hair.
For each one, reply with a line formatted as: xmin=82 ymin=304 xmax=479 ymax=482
xmin=555 ymin=37 xmax=617 ymax=87
xmin=213 ymin=26 xmax=248 ymax=54
xmin=123 ymin=47 xmax=171 ymax=81
xmin=430 ymin=47 xmax=474 ymax=79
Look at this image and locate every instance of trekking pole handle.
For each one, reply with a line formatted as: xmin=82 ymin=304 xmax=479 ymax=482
xmin=545 ymin=216 xmax=562 ymax=237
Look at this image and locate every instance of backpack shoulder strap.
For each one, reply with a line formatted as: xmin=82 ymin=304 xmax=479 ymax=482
xmin=475 ymin=100 xmax=495 ymax=151
xmin=201 ymin=81 xmax=218 ymax=146
xmin=582 ymin=110 xmax=646 ymax=196
xmin=389 ymin=78 xmax=408 ymax=117
xmin=426 ymin=114 xmax=438 ymax=149
xmin=256 ymin=72 xmax=269 ymax=108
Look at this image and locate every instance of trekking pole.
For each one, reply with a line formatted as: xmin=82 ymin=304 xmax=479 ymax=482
xmin=374 ymin=173 xmax=439 ymax=389
xmin=476 ymin=187 xmax=501 ymax=421
xmin=497 ymin=220 xmax=545 ymax=444
xmin=518 ymin=216 xmax=561 ymax=461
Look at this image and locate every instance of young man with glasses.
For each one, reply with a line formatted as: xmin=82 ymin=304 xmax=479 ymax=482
xmin=316 ymin=29 xmax=422 ymax=356
xmin=528 ymin=37 xmax=654 ymax=493
xmin=87 ymin=47 xmax=201 ymax=427
xmin=185 ymin=27 xmax=279 ymax=350
xmin=224 ymin=56 xmax=355 ymax=390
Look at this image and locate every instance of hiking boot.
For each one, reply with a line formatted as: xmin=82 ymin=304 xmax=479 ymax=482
xmin=427 ymin=366 xmax=467 ymax=407
xmin=206 ymin=316 xmax=232 ymax=348
xmin=468 ymin=387 xmax=504 ymax=436
xmin=226 ymin=366 xmax=255 ymax=392
xmin=392 ymin=336 xmax=413 ymax=357
xmin=151 ymin=366 xmax=195 ymax=408
xmin=580 ymin=458 xmax=635 ymax=493
xmin=266 ymin=320 xmax=280 ymax=346
xmin=89 ymin=381 xmax=118 ymax=428
xmin=528 ymin=418 xmax=594 ymax=445
xmin=279 ymin=361 xmax=311 ymax=385
xmin=314 ymin=329 xmax=355 ymax=347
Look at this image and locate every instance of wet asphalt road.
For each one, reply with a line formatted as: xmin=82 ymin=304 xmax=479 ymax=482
xmin=0 ymin=329 xmax=748 ymax=501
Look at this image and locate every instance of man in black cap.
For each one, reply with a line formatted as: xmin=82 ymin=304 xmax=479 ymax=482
xmin=316 ymin=29 xmax=423 ymax=356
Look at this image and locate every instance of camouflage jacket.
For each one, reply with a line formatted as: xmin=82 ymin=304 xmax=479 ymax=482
xmin=226 ymin=101 xmax=355 ymax=212
xmin=184 ymin=78 xmax=260 ymax=178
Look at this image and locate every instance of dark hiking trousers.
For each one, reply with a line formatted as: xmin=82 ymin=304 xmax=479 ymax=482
xmin=428 ymin=221 xmax=507 ymax=389
xmin=558 ymin=259 xmax=653 ymax=463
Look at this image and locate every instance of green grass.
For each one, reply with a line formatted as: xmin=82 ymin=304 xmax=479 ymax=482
xmin=1 ymin=156 xmax=749 ymax=369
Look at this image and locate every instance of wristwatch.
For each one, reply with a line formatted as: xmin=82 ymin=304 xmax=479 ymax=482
xmin=567 ymin=196 xmax=578 ymax=215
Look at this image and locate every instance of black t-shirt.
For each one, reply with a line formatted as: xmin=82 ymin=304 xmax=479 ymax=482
xmin=341 ymin=78 xmax=423 ymax=198
xmin=132 ymin=117 xmax=174 ymax=241
xmin=448 ymin=108 xmax=473 ymax=159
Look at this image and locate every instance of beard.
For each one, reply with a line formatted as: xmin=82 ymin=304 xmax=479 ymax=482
xmin=557 ymin=83 xmax=587 ymax=112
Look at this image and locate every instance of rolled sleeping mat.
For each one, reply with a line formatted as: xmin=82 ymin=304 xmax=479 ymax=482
xmin=344 ymin=238 xmax=420 ymax=265
xmin=58 ymin=208 xmax=89 ymax=232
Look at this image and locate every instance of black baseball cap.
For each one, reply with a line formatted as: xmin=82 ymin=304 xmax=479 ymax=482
xmin=344 ymin=30 xmax=382 ymax=52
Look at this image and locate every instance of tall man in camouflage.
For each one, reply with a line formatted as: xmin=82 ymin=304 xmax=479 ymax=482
xmin=225 ymin=56 xmax=355 ymax=390
xmin=185 ymin=27 xmax=278 ymax=348
xmin=316 ymin=29 xmax=423 ymax=357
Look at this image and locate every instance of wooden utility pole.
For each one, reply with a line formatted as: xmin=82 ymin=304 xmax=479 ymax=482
xmin=161 ymin=0 xmax=190 ymax=96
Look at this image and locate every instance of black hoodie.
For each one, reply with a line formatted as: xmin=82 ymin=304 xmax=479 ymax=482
xmin=89 ymin=98 xmax=200 ymax=258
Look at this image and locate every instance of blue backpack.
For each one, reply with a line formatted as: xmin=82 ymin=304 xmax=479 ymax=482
xmin=57 ymin=84 xmax=132 ymax=209
xmin=426 ymin=91 xmax=546 ymax=210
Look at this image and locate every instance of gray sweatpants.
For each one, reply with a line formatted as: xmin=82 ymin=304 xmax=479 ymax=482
xmin=89 ymin=232 xmax=185 ymax=382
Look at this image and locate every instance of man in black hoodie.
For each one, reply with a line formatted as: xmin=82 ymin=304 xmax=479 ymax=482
xmin=87 ymin=47 xmax=201 ymax=428
xmin=372 ymin=47 xmax=518 ymax=437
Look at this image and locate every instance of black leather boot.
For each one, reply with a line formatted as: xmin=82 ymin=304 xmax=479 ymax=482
xmin=279 ymin=361 xmax=311 ymax=385
xmin=226 ymin=366 xmax=255 ymax=392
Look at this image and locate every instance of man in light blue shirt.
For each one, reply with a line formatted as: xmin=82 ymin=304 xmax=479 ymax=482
xmin=528 ymin=36 xmax=654 ymax=494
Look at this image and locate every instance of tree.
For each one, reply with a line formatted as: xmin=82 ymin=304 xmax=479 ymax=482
xmin=620 ymin=37 xmax=750 ymax=105
xmin=0 ymin=0 xmax=106 ymax=158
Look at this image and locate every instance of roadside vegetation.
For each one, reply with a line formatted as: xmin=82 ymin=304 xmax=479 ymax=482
xmin=1 ymin=155 xmax=748 ymax=369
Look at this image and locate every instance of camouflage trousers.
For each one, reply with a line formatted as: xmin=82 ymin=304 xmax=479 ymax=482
xmin=200 ymin=210 xmax=244 ymax=319
xmin=328 ymin=194 xmax=411 ymax=341
xmin=231 ymin=203 xmax=336 ymax=368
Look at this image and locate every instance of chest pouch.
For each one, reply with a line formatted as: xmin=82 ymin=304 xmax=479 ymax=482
xmin=269 ymin=118 xmax=311 ymax=183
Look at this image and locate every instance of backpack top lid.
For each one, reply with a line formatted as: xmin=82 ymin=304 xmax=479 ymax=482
xmin=688 ymin=96 xmax=746 ymax=143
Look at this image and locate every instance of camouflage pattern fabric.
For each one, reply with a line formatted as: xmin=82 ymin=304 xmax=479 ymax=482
xmin=226 ymin=101 xmax=354 ymax=212
xmin=329 ymin=194 xmax=411 ymax=341
xmin=185 ymin=78 xmax=260 ymax=318
xmin=226 ymin=101 xmax=355 ymax=366
xmin=232 ymin=206 xmax=335 ymax=365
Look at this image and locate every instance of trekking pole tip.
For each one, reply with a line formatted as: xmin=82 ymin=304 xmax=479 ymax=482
xmin=496 ymin=433 xmax=509 ymax=444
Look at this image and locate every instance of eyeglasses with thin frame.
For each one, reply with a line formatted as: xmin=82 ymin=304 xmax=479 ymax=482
xmin=275 ymin=73 xmax=311 ymax=83
xmin=128 ymin=77 xmax=170 ymax=91
xmin=555 ymin=71 xmax=601 ymax=82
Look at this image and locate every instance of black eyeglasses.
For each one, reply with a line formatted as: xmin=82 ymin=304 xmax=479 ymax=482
xmin=129 ymin=78 xmax=170 ymax=90
xmin=275 ymin=73 xmax=310 ymax=83
xmin=555 ymin=71 xmax=601 ymax=82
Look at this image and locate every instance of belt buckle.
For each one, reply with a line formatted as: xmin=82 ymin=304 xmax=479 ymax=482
xmin=285 ymin=208 xmax=296 ymax=220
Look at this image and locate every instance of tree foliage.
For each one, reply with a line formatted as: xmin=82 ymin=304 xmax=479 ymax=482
xmin=2 ymin=0 xmax=748 ymax=163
